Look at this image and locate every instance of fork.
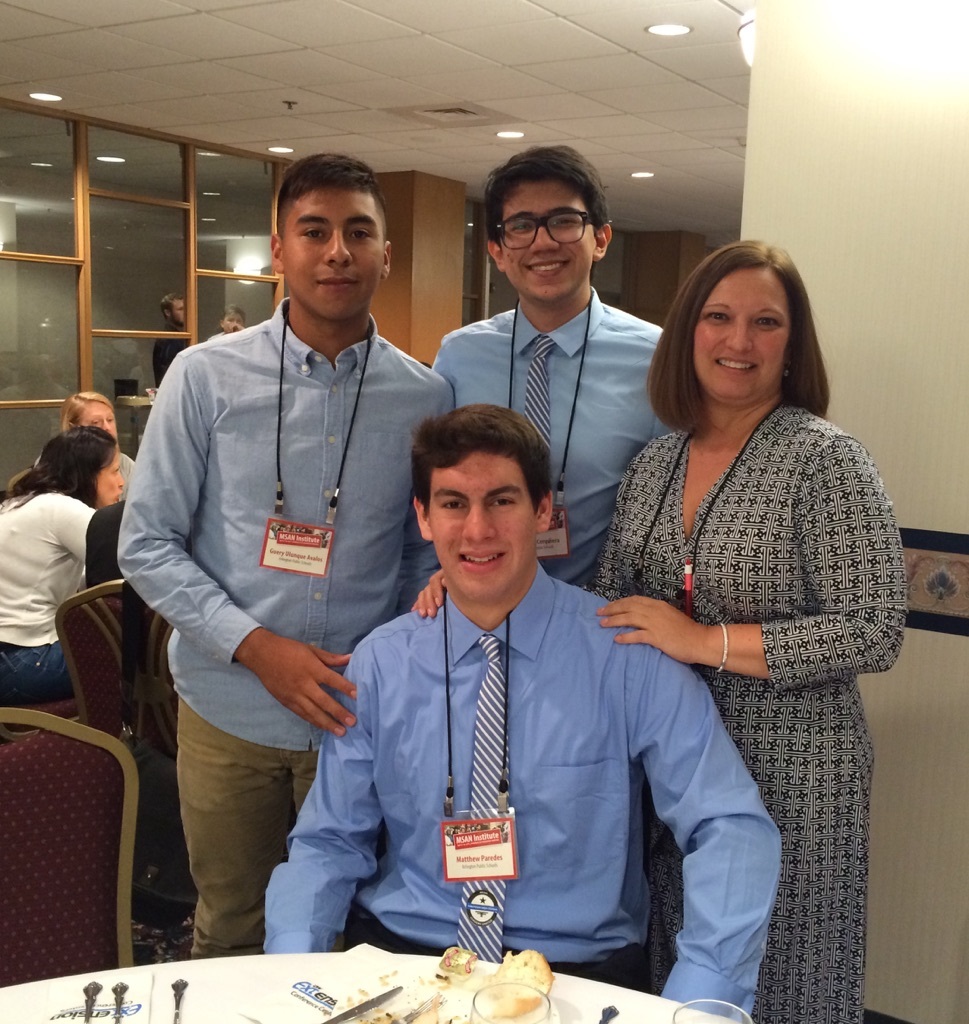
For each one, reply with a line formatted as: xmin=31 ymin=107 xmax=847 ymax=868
xmin=390 ymin=994 xmax=443 ymax=1024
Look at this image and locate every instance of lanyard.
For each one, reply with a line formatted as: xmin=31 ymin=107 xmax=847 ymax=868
xmin=508 ymin=298 xmax=592 ymax=507
xmin=442 ymin=599 xmax=511 ymax=818
xmin=635 ymin=406 xmax=779 ymax=615
xmin=274 ymin=313 xmax=374 ymax=519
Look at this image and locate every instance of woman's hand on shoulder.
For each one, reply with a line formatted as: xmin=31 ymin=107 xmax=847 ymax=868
xmin=412 ymin=569 xmax=447 ymax=618
xmin=597 ymin=595 xmax=708 ymax=665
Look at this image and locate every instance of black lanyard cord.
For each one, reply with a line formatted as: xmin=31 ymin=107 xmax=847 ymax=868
xmin=274 ymin=314 xmax=374 ymax=519
xmin=442 ymin=600 xmax=511 ymax=817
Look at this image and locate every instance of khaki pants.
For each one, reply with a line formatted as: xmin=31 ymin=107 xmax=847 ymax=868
xmin=176 ymin=700 xmax=318 ymax=958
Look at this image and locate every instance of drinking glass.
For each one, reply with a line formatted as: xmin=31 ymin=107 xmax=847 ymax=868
xmin=470 ymin=982 xmax=551 ymax=1023
xmin=672 ymin=999 xmax=753 ymax=1024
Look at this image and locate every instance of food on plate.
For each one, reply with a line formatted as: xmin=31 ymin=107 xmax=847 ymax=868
xmin=439 ymin=946 xmax=479 ymax=976
xmin=493 ymin=950 xmax=554 ymax=994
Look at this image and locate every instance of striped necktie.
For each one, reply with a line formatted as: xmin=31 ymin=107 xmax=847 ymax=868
xmin=523 ymin=333 xmax=555 ymax=447
xmin=456 ymin=633 xmax=507 ymax=963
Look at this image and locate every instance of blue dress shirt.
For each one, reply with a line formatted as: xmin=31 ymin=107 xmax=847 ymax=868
xmin=433 ymin=293 xmax=665 ymax=585
xmin=118 ymin=300 xmax=452 ymax=750
xmin=265 ymin=569 xmax=780 ymax=1010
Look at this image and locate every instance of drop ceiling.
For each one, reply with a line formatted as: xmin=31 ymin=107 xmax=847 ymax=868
xmin=0 ymin=0 xmax=754 ymax=246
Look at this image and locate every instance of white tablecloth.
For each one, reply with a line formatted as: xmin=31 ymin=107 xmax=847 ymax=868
xmin=0 ymin=943 xmax=680 ymax=1023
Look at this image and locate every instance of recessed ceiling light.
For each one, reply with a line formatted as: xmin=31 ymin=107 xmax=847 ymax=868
xmin=31 ymin=162 xmax=53 ymax=168
xmin=201 ymin=217 xmax=217 ymax=222
xmin=29 ymin=92 xmax=62 ymax=102
xmin=647 ymin=23 xmax=691 ymax=37
xmin=198 ymin=151 xmax=221 ymax=157
xmin=268 ymin=146 xmax=294 ymax=154
xmin=202 ymin=191 xmax=221 ymax=196
xmin=496 ymin=130 xmax=525 ymax=139
xmin=96 ymin=156 xmax=125 ymax=164
xmin=631 ymin=171 xmax=655 ymax=178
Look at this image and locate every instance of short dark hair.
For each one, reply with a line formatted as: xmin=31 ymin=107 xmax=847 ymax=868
xmin=160 ymin=293 xmax=183 ymax=318
xmin=9 ymin=426 xmax=117 ymax=509
xmin=276 ymin=153 xmax=387 ymax=232
xmin=648 ymin=240 xmax=830 ymax=431
xmin=484 ymin=145 xmax=609 ymax=244
xmin=412 ymin=405 xmax=551 ymax=510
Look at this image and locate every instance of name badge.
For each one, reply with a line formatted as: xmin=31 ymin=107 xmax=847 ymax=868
xmin=537 ymin=506 xmax=570 ymax=560
xmin=260 ymin=516 xmax=334 ymax=577
xmin=441 ymin=810 xmax=519 ymax=882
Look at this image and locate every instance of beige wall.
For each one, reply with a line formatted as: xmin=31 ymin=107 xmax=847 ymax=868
xmin=743 ymin=2 xmax=969 ymax=1021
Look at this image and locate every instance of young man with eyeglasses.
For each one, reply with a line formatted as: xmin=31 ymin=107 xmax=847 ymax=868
xmin=433 ymin=146 xmax=665 ymax=586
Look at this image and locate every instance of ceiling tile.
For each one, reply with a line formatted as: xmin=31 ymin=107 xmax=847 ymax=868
xmin=702 ymin=74 xmax=750 ymax=104
xmin=0 ymin=2 xmax=79 ymax=40
xmin=318 ymin=35 xmax=496 ymax=78
xmin=646 ymin=104 xmax=747 ymax=131
xmin=571 ymin=1 xmax=744 ymax=51
xmin=316 ymin=78 xmax=455 ymax=110
xmin=37 ymin=70 xmax=194 ymax=105
xmin=645 ymin=41 xmax=749 ymax=81
xmin=228 ymin=88 xmax=359 ymax=116
xmin=108 ymin=13 xmax=302 ymax=59
xmin=346 ymin=0 xmax=552 ymax=33
xmin=5 ymin=0 xmax=191 ymax=28
xmin=496 ymin=92 xmax=622 ymax=121
xmin=0 ymin=40 xmax=97 ymax=80
xmin=526 ymin=52 xmax=678 ymax=91
xmin=12 ymin=27 xmax=197 ymax=70
xmin=537 ymin=113 xmax=668 ymax=139
xmin=406 ymin=67 xmax=560 ymax=103
xmin=133 ymin=60 xmax=280 ymax=96
xmin=588 ymin=80 xmax=731 ymax=114
xmin=604 ymin=131 xmax=710 ymax=154
xmin=217 ymin=50 xmax=381 ymax=87
xmin=214 ymin=0 xmax=417 ymax=47
xmin=438 ymin=19 xmax=622 ymax=65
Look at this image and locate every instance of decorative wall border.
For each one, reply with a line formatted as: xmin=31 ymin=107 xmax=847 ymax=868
xmin=901 ymin=528 xmax=969 ymax=636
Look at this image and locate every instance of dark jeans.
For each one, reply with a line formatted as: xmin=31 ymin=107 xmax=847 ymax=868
xmin=0 ymin=640 xmax=73 ymax=704
xmin=344 ymin=910 xmax=650 ymax=993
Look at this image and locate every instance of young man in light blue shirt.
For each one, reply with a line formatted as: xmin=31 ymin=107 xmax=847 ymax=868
xmin=266 ymin=405 xmax=779 ymax=1011
xmin=120 ymin=154 xmax=451 ymax=958
xmin=434 ymin=146 xmax=666 ymax=585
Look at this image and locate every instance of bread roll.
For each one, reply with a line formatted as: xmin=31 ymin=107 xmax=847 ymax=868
xmin=493 ymin=950 xmax=555 ymax=994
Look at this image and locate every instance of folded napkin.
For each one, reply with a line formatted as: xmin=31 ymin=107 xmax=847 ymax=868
xmin=44 ymin=968 xmax=153 ymax=1020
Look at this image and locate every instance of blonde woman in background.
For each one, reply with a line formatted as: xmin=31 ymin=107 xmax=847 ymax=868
xmin=60 ymin=391 xmax=135 ymax=494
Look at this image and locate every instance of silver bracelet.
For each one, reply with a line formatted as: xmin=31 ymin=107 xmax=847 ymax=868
xmin=716 ymin=622 xmax=729 ymax=673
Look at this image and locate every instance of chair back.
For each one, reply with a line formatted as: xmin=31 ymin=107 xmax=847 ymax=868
xmin=0 ymin=708 xmax=137 ymax=986
xmin=55 ymin=580 xmax=125 ymax=737
xmin=133 ymin=604 xmax=179 ymax=757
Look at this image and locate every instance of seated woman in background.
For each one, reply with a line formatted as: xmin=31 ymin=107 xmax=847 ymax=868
xmin=0 ymin=426 xmax=124 ymax=706
xmin=592 ymin=240 xmax=908 ymax=1024
xmin=60 ymin=391 xmax=136 ymax=494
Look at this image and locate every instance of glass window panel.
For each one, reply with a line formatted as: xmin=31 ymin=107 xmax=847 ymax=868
xmin=91 ymin=337 xmax=155 ymax=415
xmin=0 ymin=406 xmax=62 ymax=488
xmin=198 ymin=277 xmax=275 ymax=340
xmin=197 ymin=152 xmax=274 ymax=272
xmin=0 ymin=260 xmax=78 ymax=401
xmin=88 ymin=126 xmax=183 ymax=201
xmin=91 ymin=196 xmax=186 ymax=332
xmin=0 ymin=108 xmax=75 ymax=257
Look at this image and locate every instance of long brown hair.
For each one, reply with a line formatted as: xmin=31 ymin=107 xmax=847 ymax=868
xmin=648 ymin=240 xmax=829 ymax=432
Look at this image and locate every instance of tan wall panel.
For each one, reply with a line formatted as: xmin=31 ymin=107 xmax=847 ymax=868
xmin=744 ymin=2 xmax=969 ymax=1020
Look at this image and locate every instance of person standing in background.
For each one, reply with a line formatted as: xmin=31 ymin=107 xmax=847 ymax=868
xmin=152 ymin=292 xmax=186 ymax=386
xmin=433 ymin=146 xmax=665 ymax=586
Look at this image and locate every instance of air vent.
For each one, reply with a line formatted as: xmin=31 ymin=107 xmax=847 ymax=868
xmin=391 ymin=102 xmax=510 ymax=127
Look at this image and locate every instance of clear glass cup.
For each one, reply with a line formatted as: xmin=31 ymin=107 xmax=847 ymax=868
xmin=672 ymin=999 xmax=753 ymax=1024
xmin=470 ymin=982 xmax=551 ymax=1023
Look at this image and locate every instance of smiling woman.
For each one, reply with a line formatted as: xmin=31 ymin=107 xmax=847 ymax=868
xmin=591 ymin=240 xmax=907 ymax=1024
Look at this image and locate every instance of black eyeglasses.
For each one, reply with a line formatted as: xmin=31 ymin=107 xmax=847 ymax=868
xmin=497 ymin=210 xmax=591 ymax=249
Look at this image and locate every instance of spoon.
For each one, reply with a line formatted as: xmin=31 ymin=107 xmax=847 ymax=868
xmin=112 ymin=982 xmax=129 ymax=1024
xmin=598 ymin=1007 xmax=619 ymax=1024
xmin=82 ymin=981 xmax=102 ymax=1024
xmin=172 ymin=978 xmax=188 ymax=1024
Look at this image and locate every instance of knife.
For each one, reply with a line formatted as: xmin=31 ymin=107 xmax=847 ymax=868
xmin=326 ymin=986 xmax=403 ymax=1024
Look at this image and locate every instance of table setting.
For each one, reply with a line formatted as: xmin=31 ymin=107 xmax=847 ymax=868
xmin=3 ymin=943 xmax=705 ymax=1023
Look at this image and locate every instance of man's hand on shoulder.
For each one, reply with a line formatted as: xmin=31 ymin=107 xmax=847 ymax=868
xmin=234 ymin=628 xmax=356 ymax=735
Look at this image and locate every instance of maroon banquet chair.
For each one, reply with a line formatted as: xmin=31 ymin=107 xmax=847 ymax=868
xmin=0 ymin=694 xmax=77 ymax=742
xmin=55 ymin=580 xmax=126 ymax=738
xmin=0 ymin=708 xmax=137 ymax=986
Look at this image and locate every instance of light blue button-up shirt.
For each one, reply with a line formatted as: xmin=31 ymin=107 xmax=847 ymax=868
xmin=265 ymin=569 xmax=780 ymax=1010
xmin=433 ymin=293 xmax=664 ymax=585
xmin=119 ymin=301 xmax=452 ymax=749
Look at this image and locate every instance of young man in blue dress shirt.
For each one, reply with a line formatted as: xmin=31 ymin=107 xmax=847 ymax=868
xmin=120 ymin=154 xmax=451 ymax=958
xmin=434 ymin=146 xmax=666 ymax=585
xmin=265 ymin=405 xmax=780 ymax=1012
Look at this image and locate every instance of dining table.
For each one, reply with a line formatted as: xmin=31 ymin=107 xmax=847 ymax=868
xmin=0 ymin=941 xmax=682 ymax=1023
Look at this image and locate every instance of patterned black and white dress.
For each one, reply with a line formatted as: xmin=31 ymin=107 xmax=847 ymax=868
xmin=591 ymin=404 xmax=907 ymax=1024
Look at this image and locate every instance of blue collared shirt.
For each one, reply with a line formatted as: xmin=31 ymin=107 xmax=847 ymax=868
xmin=265 ymin=569 xmax=780 ymax=1010
xmin=118 ymin=300 xmax=452 ymax=749
xmin=433 ymin=293 xmax=665 ymax=585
